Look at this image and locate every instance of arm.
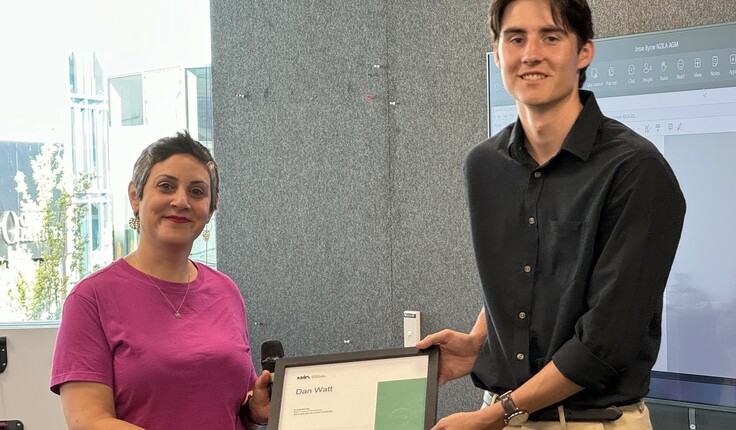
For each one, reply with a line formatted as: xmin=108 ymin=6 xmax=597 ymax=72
xmin=418 ymin=312 xmax=583 ymax=430
xmin=431 ymin=361 xmax=582 ymax=430
xmin=421 ymin=311 xmax=582 ymax=430
xmin=239 ymin=370 xmax=272 ymax=429
xmin=60 ymin=382 xmax=144 ymax=430
xmin=554 ymin=157 xmax=685 ymax=390
xmin=416 ymin=309 xmax=487 ymax=385
xmin=422 ymin=311 xmax=583 ymax=430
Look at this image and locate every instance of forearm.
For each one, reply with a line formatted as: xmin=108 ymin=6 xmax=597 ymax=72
xmin=61 ymin=382 xmax=145 ymax=430
xmin=65 ymin=416 xmax=145 ymax=430
xmin=429 ymin=360 xmax=582 ymax=430
xmin=506 ymin=361 xmax=583 ymax=415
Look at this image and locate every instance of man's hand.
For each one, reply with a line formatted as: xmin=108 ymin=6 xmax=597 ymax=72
xmin=416 ymin=329 xmax=483 ymax=385
xmin=431 ymin=406 xmax=505 ymax=430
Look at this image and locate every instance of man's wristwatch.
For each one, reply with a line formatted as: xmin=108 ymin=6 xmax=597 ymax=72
xmin=499 ymin=390 xmax=529 ymax=425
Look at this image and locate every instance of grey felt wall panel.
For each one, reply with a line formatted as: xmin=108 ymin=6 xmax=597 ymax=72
xmin=212 ymin=0 xmax=394 ymax=357
xmin=212 ymin=0 xmax=736 ymax=420
xmin=589 ymin=0 xmax=736 ymax=38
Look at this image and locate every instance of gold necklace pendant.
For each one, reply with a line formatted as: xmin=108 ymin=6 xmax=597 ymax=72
xmin=133 ymin=253 xmax=192 ymax=319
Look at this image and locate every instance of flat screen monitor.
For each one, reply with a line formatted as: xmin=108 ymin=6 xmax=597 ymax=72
xmin=487 ymin=22 xmax=736 ymax=409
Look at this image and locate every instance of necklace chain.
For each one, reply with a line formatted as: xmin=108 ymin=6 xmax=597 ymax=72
xmin=133 ymin=252 xmax=191 ymax=319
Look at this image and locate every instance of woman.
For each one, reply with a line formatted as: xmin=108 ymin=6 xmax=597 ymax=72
xmin=50 ymin=131 xmax=270 ymax=429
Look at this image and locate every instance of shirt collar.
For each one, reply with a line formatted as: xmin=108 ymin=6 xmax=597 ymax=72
xmin=561 ymin=90 xmax=603 ymax=161
xmin=506 ymin=90 xmax=604 ymax=162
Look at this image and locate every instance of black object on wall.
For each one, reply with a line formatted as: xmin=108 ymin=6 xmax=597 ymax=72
xmin=0 ymin=337 xmax=6 ymax=374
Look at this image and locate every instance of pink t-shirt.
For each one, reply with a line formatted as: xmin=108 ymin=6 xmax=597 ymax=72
xmin=50 ymin=258 xmax=257 ymax=429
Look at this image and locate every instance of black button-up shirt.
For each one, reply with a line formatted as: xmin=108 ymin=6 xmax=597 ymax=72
xmin=468 ymin=90 xmax=686 ymax=408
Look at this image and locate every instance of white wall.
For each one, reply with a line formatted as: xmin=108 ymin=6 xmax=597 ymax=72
xmin=0 ymin=326 xmax=65 ymax=429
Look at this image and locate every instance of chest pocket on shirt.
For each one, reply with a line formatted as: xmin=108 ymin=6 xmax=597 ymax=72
xmin=546 ymin=220 xmax=586 ymax=284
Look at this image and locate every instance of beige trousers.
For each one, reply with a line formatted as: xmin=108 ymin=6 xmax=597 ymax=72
xmin=481 ymin=391 xmax=653 ymax=430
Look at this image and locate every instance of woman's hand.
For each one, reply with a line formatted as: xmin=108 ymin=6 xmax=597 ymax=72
xmin=241 ymin=370 xmax=271 ymax=428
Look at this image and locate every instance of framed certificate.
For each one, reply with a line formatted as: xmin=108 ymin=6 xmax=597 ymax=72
xmin=267 ymin=346 xmax=439 ymax=430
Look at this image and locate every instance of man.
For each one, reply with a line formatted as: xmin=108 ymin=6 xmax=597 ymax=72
xmin=416 ymin=0 xmax=686 ymax=429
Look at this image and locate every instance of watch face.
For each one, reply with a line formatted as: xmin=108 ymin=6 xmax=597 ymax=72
xmin=506 ymin=411 xmax=530 ymax=426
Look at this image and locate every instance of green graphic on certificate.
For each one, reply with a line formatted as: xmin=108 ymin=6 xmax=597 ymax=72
xmin=374 ymin=378 xmax=427 ymax=430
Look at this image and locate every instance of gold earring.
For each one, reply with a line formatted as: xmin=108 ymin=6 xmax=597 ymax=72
xmin=202 ymin=227 xmax=210 ymax=242
xmin=129 ymin=216 xmax=140 ymax=232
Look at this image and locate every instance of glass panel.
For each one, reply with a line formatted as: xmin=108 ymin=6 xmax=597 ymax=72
xmin=109 ymin=75 xmax=144 ymax=126
xmin=0 ymin=0 xmax=214 ymax=322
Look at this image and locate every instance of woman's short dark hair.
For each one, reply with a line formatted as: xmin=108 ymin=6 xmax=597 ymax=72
xmin=131 ymin=130 xmax=219 ymax=213
xmin=488 ymin=0 xmax=594 ymax=87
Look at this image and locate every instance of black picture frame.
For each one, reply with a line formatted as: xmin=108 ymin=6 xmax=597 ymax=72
xmin=267 ymin=346 xmax=439 ymax=430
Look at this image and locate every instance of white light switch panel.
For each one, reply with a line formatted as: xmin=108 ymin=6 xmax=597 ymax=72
xmin=403 ymin=310 xmax=421 ymax=347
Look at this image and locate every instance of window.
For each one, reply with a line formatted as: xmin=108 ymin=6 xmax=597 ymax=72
xmin=187 ymin=67 xmax=214 ymax=142
xmin=0 ymin=0 xmax=214 ymax=322
xmin=109 ymin=75 xmax=144 ymax=126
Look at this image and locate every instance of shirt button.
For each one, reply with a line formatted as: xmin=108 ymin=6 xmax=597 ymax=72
xmin=534 ymin=171 xmax=542 ymax=178
xmin=518 ymin=311 xmax=527 ymax=319
xmin=516 ymin=353 xmax=525 ymax=361
xmin=523 ymin=265 xmax=532 ymax=273
xmin=528 ymin=217 xmax=535 ymax=225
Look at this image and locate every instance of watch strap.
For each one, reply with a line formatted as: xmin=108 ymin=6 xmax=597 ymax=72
xmin=499 ymin=390 xmax=529 ymax=425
